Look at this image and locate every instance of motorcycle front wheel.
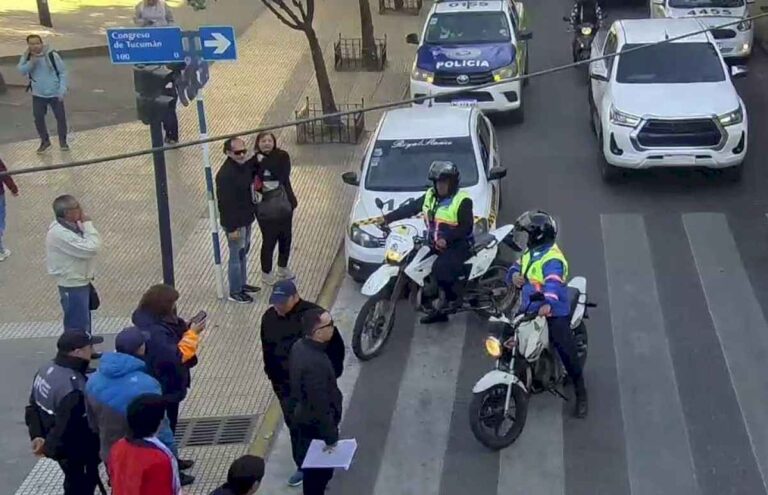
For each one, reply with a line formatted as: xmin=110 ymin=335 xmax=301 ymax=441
xmin=469 ymin=384 xmax=528 ymax=450
xmin=352 ymin=291 xmax=397 ymax=361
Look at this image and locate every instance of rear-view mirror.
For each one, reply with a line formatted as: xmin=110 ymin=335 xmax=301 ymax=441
xmin=374 ymin=198 xmax=384 ymax=209
xmin=488 ymin=167 xmax=507 ymax=180
xmin=731 ymin=65 xmax=748 ymax=79
xmin=590 ymin=64 xmax=609 ymax=82
xmin=519 ymin=31 xmax=533 ymax=41
xmin=562 ymin=16 xmax=570 ymax=22
xmin=406 ymin=33 xmax=419 ymax=45
xmin=341 ymin=171 xmax=359 ymax=186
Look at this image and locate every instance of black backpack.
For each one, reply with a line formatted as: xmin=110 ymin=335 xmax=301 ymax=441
xmin=25 ymin=51 xmax=60 ymax=93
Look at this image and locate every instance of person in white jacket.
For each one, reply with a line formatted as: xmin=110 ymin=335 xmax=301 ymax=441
xmin=46 ymin=195 xmax=101 ymax=334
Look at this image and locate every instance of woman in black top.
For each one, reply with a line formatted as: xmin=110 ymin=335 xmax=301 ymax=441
xmin=252 ymin=132 xmax=298 ymax=286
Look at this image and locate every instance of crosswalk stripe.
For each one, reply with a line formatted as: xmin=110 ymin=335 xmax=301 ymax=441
xmin=684 ymin=212 xmax=768 ymax=490
xmin=372 ymin=314 xmax=468 ymax=495
xmin=601 ymin=214 xmax=699 ymax=495
xmin=498 ymin=397 xmax=565 ymax=495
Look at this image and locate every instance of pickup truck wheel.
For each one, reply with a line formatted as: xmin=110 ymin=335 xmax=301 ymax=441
xmin=598 ymin=127 xmax=623 ymax=183
xmin=720 ymin=165 xmax=743 ymax=182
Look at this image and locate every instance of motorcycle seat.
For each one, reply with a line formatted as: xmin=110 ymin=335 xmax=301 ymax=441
xmin=472 ymin=232 xmax=496 ymax=253
xmin=567 ymin=287 xmax=580 ymax=316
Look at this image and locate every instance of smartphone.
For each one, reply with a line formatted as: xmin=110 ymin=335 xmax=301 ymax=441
xmin=190 ymin=310 xmax=207 ymax=325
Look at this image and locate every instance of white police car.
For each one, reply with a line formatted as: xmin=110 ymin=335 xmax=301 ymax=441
xmin=406 ymin=0 xmax=532 ymax=120
xmin=341 ymin=106 xmax=506 ymax=282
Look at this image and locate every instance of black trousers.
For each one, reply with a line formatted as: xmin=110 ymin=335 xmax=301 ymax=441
xmin=32 ymin=96 xmax=67 ymax=144
xmin=58 ymin=459 xmax=100 ymax=495
xmin=432 ymin=242 xmax=471 ymax=302
xmin=166 ymin=401 xmax=180 ymax=433
xmin=258 ymin=213 xmax=293 ymax=273
xmin=293 ymin=423 xmax=335 ymax=495
xmin=547 ymin=316 xmax=585 ymax=393
xmin=273 ymin=383 xmax=302 ymax=471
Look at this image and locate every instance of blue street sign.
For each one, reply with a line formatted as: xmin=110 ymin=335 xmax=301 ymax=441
xmin=107 ymin=27 xmax=184 ymax=65
xmin=199 ymin=26 xmax=237 ymax=61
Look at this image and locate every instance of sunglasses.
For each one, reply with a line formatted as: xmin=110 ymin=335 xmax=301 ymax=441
xmin=231 ymin=149 xmax=247 ymax=156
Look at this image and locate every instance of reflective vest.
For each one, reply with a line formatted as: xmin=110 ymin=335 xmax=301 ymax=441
xmin=422 ymin=189 xmax=471 ymax=244
xmin=32 ymin=361 xmax=85 ymax=417
xmin=520 ymin=244 xmax=569 ymax=289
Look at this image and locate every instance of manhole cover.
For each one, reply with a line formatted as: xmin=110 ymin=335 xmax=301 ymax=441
xmin=174 ymin=415 xmax=259 ymax=448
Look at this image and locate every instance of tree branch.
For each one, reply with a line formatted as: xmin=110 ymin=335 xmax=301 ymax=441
xmin=260 ymin=0 xmax=304 ymax=30
xmin=291 ymin=0 xmax=308 ymax=22
xmin=306 ymin=0 xmax=315 ymax=24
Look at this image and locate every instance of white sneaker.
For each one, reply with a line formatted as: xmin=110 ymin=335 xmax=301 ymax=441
xmin=0 ymin=249 xmax=10 ymax=262
xmin=262 ymin=271 xmax=277 ymax=286
xmin=277 ymin=267 xmax=295 ymax=280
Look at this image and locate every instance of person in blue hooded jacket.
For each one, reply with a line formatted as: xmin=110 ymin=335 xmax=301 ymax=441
xmin=84 ymin=327 xmax=195 ymax=486
xmin=17 ymin=35 xmax=69 ymax=154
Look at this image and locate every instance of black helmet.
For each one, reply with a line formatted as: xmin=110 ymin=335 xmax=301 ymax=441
xmin=513 ymin=210 xmax=557 ymax=250
xmin=428 ymin=161 xmax=460 ymax=195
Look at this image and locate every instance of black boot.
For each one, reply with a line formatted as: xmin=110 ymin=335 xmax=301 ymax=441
xmin=573 ymin=376 xmax=588 ymax=419
xmin=180 ymin=472 xmax=195 ymax=486
xmin=177 ymin=458 xmax=195 ymax=470
xmin=420 ymin=311 xmax=449 ymax=324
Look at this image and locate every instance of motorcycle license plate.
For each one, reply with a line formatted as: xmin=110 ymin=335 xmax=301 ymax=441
xmin=451 ymin=99 xmax=477 ymax=107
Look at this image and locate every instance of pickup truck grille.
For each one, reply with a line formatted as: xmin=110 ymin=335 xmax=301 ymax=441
xmin=636 ymin=119 xmax=723 ymax=148
xmin=711 ymin=29 xmax=737 ymax=40
xmin=433 ymin=71 xmax=494 ymax=87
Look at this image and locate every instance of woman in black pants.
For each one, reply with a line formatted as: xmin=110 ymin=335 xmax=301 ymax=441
xmin=252 ymin=132 xmax=298 ymax=286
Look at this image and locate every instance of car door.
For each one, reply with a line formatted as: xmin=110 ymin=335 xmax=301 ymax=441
xmin=590 ymin=28 xmax=617 ymax=119
xmin=511 ymin=2 xmax=529 ymax=71
xmin=477 ymin=115 xmax=499 ymax=217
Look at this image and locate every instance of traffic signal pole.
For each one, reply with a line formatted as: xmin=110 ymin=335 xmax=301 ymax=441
xmin=149 ymin=118 xmax=175 ymax=286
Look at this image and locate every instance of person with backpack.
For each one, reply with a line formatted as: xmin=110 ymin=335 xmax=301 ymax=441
xmin=17 ymin=35 xmax=69 ymax=154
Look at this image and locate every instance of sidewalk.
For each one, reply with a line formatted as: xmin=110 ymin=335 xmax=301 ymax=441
xmin=1 ymin=0 xmax=419 ymax=492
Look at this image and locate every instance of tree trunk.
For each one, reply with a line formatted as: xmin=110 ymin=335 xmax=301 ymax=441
xmin=358 ymin=0 xmax=377 ymax=68
xmin=304 ymin=27 xmax=338 ymax=115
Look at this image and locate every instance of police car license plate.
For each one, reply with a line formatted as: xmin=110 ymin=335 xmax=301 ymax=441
xmin=716 ymin=42 xmax=733 ymax=53
xmin=451 ymin=99 xmax=477 ymax=107
xmin=664 ymin=155 xmax=695 ymax=166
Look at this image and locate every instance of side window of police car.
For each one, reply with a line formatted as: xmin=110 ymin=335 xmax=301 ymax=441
xmin=508 ymin=6 xmax=519 ymax=32
xmin=477 ymin=118 xmax=492 ymax=171
xmin=603 ymin=32 xmax=618 ymax=77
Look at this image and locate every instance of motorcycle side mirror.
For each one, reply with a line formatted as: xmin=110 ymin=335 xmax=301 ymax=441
xmin=530 ymin=292 xmax=546 ymax=302
xmin=374 ymin=198 xmax=384 ymax=209
xmin=562 ymin=16 xmax=570 ymax=22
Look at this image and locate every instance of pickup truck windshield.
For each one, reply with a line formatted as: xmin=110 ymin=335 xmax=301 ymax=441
xmin=668 ymin=0 xmax=743 ymax=8
xmin=616 ymin=43 xmax=725 ymax=84
xmin=364 ymin=137 xmax=479 ymax=192
xmin=425 ymin=12 xmax=512 ymax=45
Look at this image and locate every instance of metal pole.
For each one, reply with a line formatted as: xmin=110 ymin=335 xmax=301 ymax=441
xmin=36 ymin=0 xmax=53 ymax=27
xmin=196 ymin=87 xmax=225 ymax=299
xmin=149 ymin=119 xmax=175 ymax=286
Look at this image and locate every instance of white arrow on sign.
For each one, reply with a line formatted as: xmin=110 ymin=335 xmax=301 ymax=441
xmin=203 ymin=32 xmax=231 ymax=55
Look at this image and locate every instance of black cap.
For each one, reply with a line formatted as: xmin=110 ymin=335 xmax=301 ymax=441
xmin=115 ymin=327 xmax=149 ymax=355
xmin=226 ymin=455 xmax=265 ymax=491
xmin=269 ymin=279 xmax=298 ymax=305
xmin=57 ymin=332 xmax=104 ymax=353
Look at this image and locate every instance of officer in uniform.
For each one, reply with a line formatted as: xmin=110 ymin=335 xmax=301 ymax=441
xmin=507 ymin=210 xmax=588 ymax=418
xmin=25 ymin=332 xmax=104 ymax=494
xmin=377 ymin=161 xmax=474 ymax=324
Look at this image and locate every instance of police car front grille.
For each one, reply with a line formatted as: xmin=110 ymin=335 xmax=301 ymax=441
xmin=175 ymin=415 xmax=258 ymax=448
xmin=711 ymin=29 xmax=737 ymax=40
xmin=433 ymin=71 xmax=494 ymax=87
xmin=636 ymin=119 xmax=723 ymax=148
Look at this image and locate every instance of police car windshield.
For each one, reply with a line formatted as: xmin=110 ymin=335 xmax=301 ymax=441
xmin=616 ymin=43 xmax=725 ymax=84
xmin=425 ymin=12 xmax=512 ymax=45
xmin=668 ymin=0 xmax=743 ymax=8
xmin=364 ymin=138 xmax=479 ymax=192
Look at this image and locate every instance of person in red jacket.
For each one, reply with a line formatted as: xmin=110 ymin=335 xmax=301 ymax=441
xmin=108 ymin=394 xmax=181 ymax=495
xmin=0 ymin=157 xmax=19 ymax=261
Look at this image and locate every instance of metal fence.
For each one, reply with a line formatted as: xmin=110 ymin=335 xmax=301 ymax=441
xmin=294 ymin=98 xmax=366 ymax=145
xmin=334 ymin=35 xmax=388 ymax=72
xmin=379 ymin=0 xmax=423 ymax=15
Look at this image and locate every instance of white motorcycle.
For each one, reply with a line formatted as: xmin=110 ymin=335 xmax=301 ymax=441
xmin=352 ymin=200 xmax=517 ymax=361
xmin=469 ymin=278 xmax=594 ymax=450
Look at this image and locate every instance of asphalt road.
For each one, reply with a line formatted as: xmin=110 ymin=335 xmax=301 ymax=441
xmin=315 ymin=1 xmax=768 ymax=494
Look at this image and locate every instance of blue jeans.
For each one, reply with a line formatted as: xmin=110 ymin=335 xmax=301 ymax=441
xmin=227 ymin=224 xmax=252 ymax=295
xmin=0 ymin=193 xmax=6 ymax=251
xmin=58 ymin=285 xmax=91 ymax=334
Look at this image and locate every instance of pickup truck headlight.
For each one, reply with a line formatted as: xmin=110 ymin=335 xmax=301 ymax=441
xmin=609 ymin=106 xmax=641 ymax=128
xmin=493 ymin=62 xmax=518 ymax=82
xmin=350 ymin=224 xmax=384 ymax=248
xmin=737 ymin=18 xmax=752 ymax=31
xmin=718 ymin=106 xmax=743 ymax=126
xmin=411 ymin=63 xmax=434 ymax=83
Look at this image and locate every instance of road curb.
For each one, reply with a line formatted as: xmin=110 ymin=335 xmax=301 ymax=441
xmin=247 ymin=240 xmax=347 ymax=459
xmin=0 ymin=45 xmax=108 ymax=65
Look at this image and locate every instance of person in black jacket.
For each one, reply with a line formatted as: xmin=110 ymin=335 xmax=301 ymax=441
xmin=216 ymin=137 xmax=260 ymax=304
xmin=261 ymin=280 xmax=344 ymax=487
xmin=25 ymin=332 xmax=103 ymax=495
xmin=288 ymin=308 xmax=343 ymax=495
xmin=251 ymin=132 xmax=298 ymax=286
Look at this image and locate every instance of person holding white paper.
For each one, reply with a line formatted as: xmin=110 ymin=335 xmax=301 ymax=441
xmin=288 ymin=308 xmax=343 ymax=495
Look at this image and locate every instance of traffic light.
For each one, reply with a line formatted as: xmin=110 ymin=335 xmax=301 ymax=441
xmin=133 ymin=65 xmax=175 ymax=125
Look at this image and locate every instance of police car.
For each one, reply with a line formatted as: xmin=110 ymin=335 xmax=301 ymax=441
xmin=341 ymin=106 xmax=506 ymax=282
xmin=406 ymin=0 xmax=531 ymax=119
xmin=650 ymin=0 xmax=754 ymax=60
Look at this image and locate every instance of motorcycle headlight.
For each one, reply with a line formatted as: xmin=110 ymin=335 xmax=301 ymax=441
xmin=350 ymin=224 xmax=384 ymax=248
xmin=411 ymin=63 xmax=434 ymax=83
xmin=485 ymin=336 xmax=503 ymax=358
xmin=473 ymin=218 xmax=489 ymax=237
xmin=718 ymin=106 xmax=743 ymax=127
xmin=492 ymin=62 xmax=518 ymax=82
xmin=609 ymin=106 xmax=641 ymax=128
xmin=737 ymin=19 xmax=752 ymax=31
xmin=580 ymin=26 xmax=593 ymax=36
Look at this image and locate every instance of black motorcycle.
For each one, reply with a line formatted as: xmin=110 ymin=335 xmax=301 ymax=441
xmin=564 ymin=17 xmax=597 ymax=63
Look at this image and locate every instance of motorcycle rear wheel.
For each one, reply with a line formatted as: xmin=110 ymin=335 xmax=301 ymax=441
xmin=574 ymin=322 xmax=588 ymax=369
xmin=352 ymin=292 xmax=396 ymax=361
xmin=469 ymin=384 xmax=528 ymax=450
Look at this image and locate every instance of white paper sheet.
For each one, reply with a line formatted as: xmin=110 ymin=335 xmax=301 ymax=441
xmin=301 ymin=439 xmax=358 ymax=470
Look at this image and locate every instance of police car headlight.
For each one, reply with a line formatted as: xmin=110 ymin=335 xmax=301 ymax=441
xmin=492 ymin=62 xmax=518 ymax=82
xmin=350 ymin=224 xmax=383 ymax=248
xmin=411 ymin=65 xmax=434 ymax=83
xmin=718 ymin=106 xmax=743 ymax=127
xmin=580 ymin=26 xmax=593 ymax=36
xmin=473 ymin=218 xmax=489 ymax=237
xmin=737 ymin=19 xmax=752 ymax=31
xmin=609 ymin=106 xmax=641 ymax=128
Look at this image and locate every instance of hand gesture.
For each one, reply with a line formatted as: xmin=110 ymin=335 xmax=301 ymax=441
xmin=31 ymin=437 xmax=45 ymax=457
xmin=436 ymin=238 xmax=447 ymax=251
xmin=512 ymin=273 xmax=524 ymax=288
xmin=256 ymin=153 xmax=265 ymax=163
xmin=11 ymin=191 xmax=19 ymax=197
xmin=323 ymin=442 xmax=337 ymax=453
xmin=228 ymin=230 xmax=241 ymax=241
xmin=537 ymin=304 xmax=551 ymax=317
xmin=189 ymin=319 xmax=206 ymax=335
xmin=80 ymin=212 xmax=91 ymax=223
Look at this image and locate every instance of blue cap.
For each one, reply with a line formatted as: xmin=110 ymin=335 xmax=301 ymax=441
xmin=115 ymin=327 xmax=149 ymax=355
xmin=269 ymin=279 xmax=298 ymax=305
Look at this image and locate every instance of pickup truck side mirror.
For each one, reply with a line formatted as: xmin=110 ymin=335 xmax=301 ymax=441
xmin=652 ymin=0 xmax=664 ymax=4
xmin=406 ymin=33 xmax=419 ymax=45
xmin=590 ymin=64 xmax=609 ymax=82
xmin=488 ymin=167 xmax=507 ymax=180
xmin=341 ymin=171 xmax=359 ymax=186
xmin=519 ymin=31 xmax=533 ymax=41
xmin=730 ymin=65 xmax=748 ymax=79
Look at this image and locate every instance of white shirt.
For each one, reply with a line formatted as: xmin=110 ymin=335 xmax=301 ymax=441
xmin=46 ymin=220 xmax=101 ymax=287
